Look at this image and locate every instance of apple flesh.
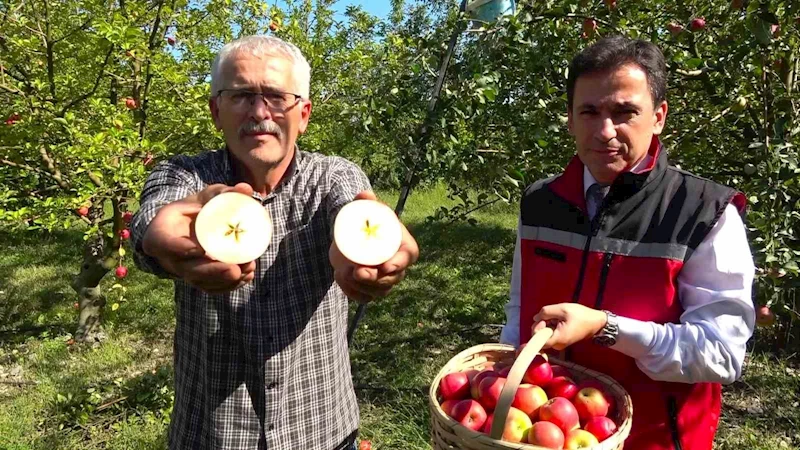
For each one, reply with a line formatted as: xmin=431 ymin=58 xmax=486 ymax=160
xmin=333 ymin=199 xmax=402 ymax=266
xmin=584 ymin=415 xmax=617 ymax=442
xmin=528 ymin=420 xmax=565 ymax=449
xmin=194 ymin=192 xmax=273 ymax=264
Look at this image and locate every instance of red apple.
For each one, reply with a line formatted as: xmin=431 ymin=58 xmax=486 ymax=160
xmin=122 ymin=211 xmax=134 ymax=223
xmin=478 ymin=376 xmax=506 ymax=411
xmin=528 ymin=420 xmax=565 ymax=449
xmin=512 ymin=384 xmax=548 ymax=418
xmin=539 ymin=397 xmax=580 ymax=434
xmin=440 ymin=372 xmax=471 ymax=401
xmin=756 ymin=306 xmax=775 ymax=327
xmin=576 ymin=380 xmax=615 ymax=413
xmin=73 ymin=302 xmax=80 ymax=310
xmin=584 ymin=416 xmax=617 ymax=442
xmin=119 ymin=229 xmax=131 ymax=240
xmin=470 ymin=368 xmax=498 ymax=399
xmin=143 ymin=153 xmax=154 ymax=166
xmin=5 ymin=113 xmax=21 ymax=125
xmin=690 ymin=17 xmax=706 ymax=31
xmin=450 ymin=399 xmax=488 ymax=431
xmin=667 ymin=22 xmax=684 ymax=36
xmin=604 ymin=0 xmax=616 ymax=8
xmin=574 ymin=387 xmax=611 ymax=423
xmin=497 ymin=365 xmax=511 ymax=378
xmin=441 ymin=399 xmax=459 ymax=417
xmin=115 ymin=266 xmax=128 ymax=279
xmin=167 ymin=36 xmax=176 ymax=45
xmin=565 ymin=429 xmax=600 ymax=449
xmin=483 ymin=407 xmax=532 ymax=443
xmin=523 ymin=355 xmax=553 ymax=386
xmin=77 ymin=206 xmax=89 ymax=217
xmin=125 ymin=97 xmax=137 ymax=110
xmin=582 ymin=18 xmax=598 ymax=37
xmin=358 ymin=441 xmax=371 ymax=450
xmin=545 ymin=376 xmax=579 ymax=401
xmin=269 ymin=21 xmax=279 ymax=31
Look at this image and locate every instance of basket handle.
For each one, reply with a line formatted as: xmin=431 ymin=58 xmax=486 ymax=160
xmin=488 ymin=327 xmax=554 ymax=440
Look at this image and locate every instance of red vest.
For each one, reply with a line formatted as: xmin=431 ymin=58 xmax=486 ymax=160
xmin=518 ymin=139 xmax=744 ymax=450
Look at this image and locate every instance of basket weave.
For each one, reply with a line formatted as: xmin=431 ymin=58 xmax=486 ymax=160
xmin=429 ymin=329 xmax=632 ymax=450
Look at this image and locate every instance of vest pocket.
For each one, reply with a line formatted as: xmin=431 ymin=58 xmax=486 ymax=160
xmin=666 ymin=396 xmax=683 ymax=450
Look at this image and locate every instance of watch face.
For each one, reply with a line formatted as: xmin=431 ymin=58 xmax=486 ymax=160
xmin=593 ymin=335 xmax=616 ymax=347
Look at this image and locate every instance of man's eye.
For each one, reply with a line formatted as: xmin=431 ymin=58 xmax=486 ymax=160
xmin=580 ymin=110 xmax=598 ymax=116
xmin=231 ymin=92 xmax=253 ymax=101
xmin=263 ymin=92 xmax=285 ymax=102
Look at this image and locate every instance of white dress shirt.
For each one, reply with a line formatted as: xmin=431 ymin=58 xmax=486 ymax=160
xmin=500 ymin=161 xmax=756 ymax=385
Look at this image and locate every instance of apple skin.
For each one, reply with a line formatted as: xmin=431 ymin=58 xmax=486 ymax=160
xmin=450 ymin=399 xmax=488 ymax=431
xmin=440 ymin=399 xmax=459 ymax=417
xmin=122 ymin=211 xmax=133 ymax=223
xmin=523 ymin=355 xmax=553 ymax=386
xmin=550 ymin=364 xmax=572 ymax=379
xmin=439 ymin=372 xmax=471 ymax=401
xmin=577 ymin=379 xmax=616 ymax=414
xmin=690 ymin=17 xmax=706 ymax=31
xmin=125 ymin=98 xmax=137 ymax=110
xmin=538 ymin=397 xmax=580 ymax=435
xmin=478 ymin=376 xmax=506 ymax=411
xmin=77 ymin=206 xmax=90 ymax=217
xmin=584 ymin=416 xmax=618 ymax=442
xmin=545 ymin=376 xmax=579 ymax=401
xmin=483 ymin=406 xmax=533 ymax=443
xmin=527 ymin=420 xmax=565 ymax=449
xmin=115 ymin=266 xmax=128 ymax=279
xmin=565 ymin=429 xmax=600 ymax=449
xmin=512 ymin=383 xmax=548 ymax=418
xmin=756 ymin=306 xmax=775 ymax=327
xmin=470 ymin=369 xmax=498 ymax=399
xmin=574 ymin=387 xmax=611 ymax=423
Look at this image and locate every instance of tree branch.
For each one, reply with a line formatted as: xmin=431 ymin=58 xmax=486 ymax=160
xmin=37 ymin=145 xmax=70 ymax=189
xmin=43 ymin=0 xmax=57 ymax=101
xmin=59 ymin=44 xmax=115 ymax=116
xmin=0 ymin=157 xmax=68 ymax=189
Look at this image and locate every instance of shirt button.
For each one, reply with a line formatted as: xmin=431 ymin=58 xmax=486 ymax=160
xmin=268 ymin=424 xmax=275 ymax=431
xmin=267 ymin=381 xmax=278 ymax=389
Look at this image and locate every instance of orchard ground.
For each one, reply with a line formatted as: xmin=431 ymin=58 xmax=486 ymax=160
xmin=0 ymin=185 xmax=798 ymax=450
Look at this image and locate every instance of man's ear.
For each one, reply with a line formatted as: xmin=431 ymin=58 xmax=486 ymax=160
xmin=652 ymin=100 xmax=668 ymax=136
xmin=297 ymin=99 xmax=313 ymax=135
xmin=209 ymin=97 xmax=222 ymax=131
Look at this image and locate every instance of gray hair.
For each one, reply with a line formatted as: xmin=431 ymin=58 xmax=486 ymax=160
xmin=210 ymin=35 xmax=311 ymax=99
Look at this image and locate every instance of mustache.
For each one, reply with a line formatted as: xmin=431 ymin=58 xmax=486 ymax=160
xmin=239 ymin=121 xmax=283 ymax=138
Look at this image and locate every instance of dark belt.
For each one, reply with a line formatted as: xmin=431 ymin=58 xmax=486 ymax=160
xmin=332 ymin=429 xmax=358 ymax=450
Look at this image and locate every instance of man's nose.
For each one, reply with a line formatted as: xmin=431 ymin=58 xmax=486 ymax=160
xmin=595 ymin=116 xmax=617 ymax=143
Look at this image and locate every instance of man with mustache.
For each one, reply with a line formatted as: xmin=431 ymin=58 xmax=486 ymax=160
xmin=130 ymin=35 xmax=419 ymax=450
xmin=501 ymin=36 xmax=754 ymax=450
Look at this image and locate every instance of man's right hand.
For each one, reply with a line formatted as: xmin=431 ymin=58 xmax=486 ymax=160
xmin=142 ymin=183 xmax=258 ymax=294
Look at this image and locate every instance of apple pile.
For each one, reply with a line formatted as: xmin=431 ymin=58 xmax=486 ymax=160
xmin=437 ymin=357 xmax=618 ymax=449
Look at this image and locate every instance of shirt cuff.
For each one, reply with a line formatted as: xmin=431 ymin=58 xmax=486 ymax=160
xmin=611 ymin=316 xmax=656 ymax=359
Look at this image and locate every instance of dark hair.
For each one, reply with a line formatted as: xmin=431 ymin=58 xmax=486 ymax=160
xmin=567 ymin=36 xmax=667 ymax=109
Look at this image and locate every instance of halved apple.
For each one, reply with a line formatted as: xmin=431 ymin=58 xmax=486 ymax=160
xmin=334 ymin=199 xmax=402 ymax=266
xmin=194 ymin=192 xmax=272 ymax=264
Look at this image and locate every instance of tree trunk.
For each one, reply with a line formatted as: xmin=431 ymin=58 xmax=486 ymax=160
xmin=70 ymin=231 xmax=110 ymax=343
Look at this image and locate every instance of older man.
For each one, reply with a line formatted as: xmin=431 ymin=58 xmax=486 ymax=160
xmin=501 ymin=36 xmax=755 ymax=450
xmin=131 ymin=35 xmax=418 ymax=450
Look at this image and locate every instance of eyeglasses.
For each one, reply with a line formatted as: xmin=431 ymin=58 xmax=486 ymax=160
xmin=216 ymin=88 xmax=302 ymax=112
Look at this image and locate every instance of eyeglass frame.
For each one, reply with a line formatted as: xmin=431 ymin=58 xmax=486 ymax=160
xmin=215 ymin=88 xmax=304 ymax=112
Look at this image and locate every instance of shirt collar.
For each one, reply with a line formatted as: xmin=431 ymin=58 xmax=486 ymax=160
xmin=583 ymin=153 xmax=653 ymax=198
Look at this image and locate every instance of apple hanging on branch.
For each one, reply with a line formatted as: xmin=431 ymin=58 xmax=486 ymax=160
xmin=194 ymin=192 xmax=273 ymax=265
xmin=333 ymin=199 xmax=402 ymax=266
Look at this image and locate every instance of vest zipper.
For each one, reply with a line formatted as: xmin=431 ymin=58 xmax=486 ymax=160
xmin=594 ymin=252 xmax=613 ymax=309
xmin=667 ymin=396 xmax=683 ymax=450
xmin=571 ymin=202 xmax=607 ymax=303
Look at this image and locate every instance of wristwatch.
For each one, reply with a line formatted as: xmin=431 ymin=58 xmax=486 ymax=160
xmin=592 ymin=310 xmax=619 ymax=347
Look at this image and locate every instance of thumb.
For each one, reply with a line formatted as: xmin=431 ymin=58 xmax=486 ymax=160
xmin=354 ymin=190 xmax=378 ymax=202
xmin=532 ymin=304 xmax=566 ymax=323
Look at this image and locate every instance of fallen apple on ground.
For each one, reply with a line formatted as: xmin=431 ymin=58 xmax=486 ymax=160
xmin=333 ymin=199 xmax=402 ymax=266
xmin=194 ymin=192 xmax=273 ymax=264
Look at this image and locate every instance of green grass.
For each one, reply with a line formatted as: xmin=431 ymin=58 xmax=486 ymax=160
xmin=1 ymin=184 xmax=798 ymax=449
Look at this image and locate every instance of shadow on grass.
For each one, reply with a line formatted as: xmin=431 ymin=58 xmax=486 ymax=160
xmin=349 ymin=219 xmax=516 ymax=388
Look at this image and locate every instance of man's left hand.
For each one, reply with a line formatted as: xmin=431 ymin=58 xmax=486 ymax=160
xmin=329 ymin=191 xmax=419 ymax=304
xmin=532 ymin=303 xmax=608 ymax=350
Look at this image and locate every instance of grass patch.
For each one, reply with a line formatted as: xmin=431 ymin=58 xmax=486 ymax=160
xmin=0 ymin=185 xmax=797 ymax=449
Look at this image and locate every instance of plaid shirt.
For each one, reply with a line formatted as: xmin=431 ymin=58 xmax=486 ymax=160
xmin=130 ymin=147 xmax=370 ymax=450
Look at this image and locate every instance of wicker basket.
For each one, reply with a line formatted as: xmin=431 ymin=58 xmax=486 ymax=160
xmin=429 ymin=328 xmax=632 ymax=450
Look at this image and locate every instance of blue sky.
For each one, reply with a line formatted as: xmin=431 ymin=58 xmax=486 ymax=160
xmin=331 ymin=0 xmax=392 ymax=19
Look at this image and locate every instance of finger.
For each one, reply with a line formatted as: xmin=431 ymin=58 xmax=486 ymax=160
xmin=353 ymin=266 xmax=379 ymax=283
xmin=533 ymin=320 xmax=548 ymax=332
xmin=533 ymin=304 xmax=568 ymax=323
xmin=231 ymin=182 xmax=254 ymax=197
xmin=349 ymin=280 xmax=393 ymax=298
xmin=335 ymin=271 xmax=374 ymax=303
xmin=378 ymin=224 xmax=419 ymax=274
xmin=354 ymin=190 xmax=378 ymax=202
xmin=195 ymin=183 xmax=238 ymax=205
xmin=238 ymin=261 xmax=257 ymax=275
xmin=178 ymin=258 xmax=243 ymax=286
